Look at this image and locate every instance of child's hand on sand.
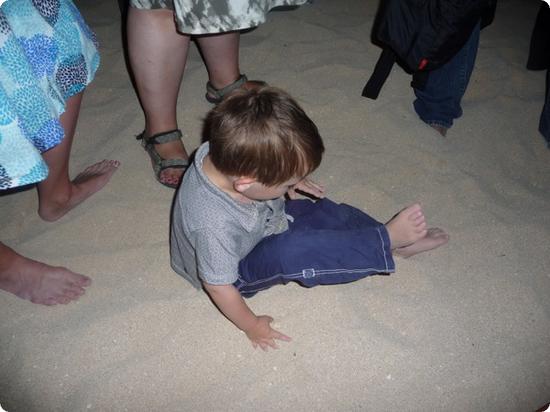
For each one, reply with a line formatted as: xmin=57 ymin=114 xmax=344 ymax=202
xmin=287 ymin=178 xmax=325 ymax=199
xmin=244 ymin=315 xmax=291 ymax=351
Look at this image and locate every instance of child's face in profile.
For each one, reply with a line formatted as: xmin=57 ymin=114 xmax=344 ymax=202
xmin=240 ymin=176 xmax=303 ymax=201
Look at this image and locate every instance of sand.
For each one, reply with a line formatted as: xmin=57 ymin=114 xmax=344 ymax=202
xmin=1 ymin=0 xmax=549 ymax=411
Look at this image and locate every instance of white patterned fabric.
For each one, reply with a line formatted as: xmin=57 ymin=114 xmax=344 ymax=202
xmin=129 ymin=0 xmax=308 ymax=34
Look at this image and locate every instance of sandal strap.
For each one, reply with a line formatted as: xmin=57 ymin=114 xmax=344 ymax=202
xmin=136 ymin=128 xmax=189 ymax=188
xmin=137 ymin=129 xmax=183 ymax=146
xmin=206 ymin=74 xmax=248 ymax=101
xmin=158 ymin=158 xmax=189 ymax=171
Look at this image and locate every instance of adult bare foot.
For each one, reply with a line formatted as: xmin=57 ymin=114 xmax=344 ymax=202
xmin=0 ymin=244 xmax=91 ymax=305
xmin=385 ymin=203 xmax=428 ymax=249
xmin=38 ymin=159 xmax=119 ymax=222
xmin=393 ymin=227 xmax=449 ymax=258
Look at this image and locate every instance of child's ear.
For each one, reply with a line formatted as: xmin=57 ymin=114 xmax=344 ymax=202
xmin=234 ymin=177 xmax=257 ymax=193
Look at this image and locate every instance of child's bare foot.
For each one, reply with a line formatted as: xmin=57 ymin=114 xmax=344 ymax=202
xmin=38 ymin=160 xmax=119 ymax=222
xmin=0 ymin=244 xmax=91 ymax=305
xmin=393 ymin=227 xmax=449 ymax=258
xmin=386 ymin=203 xmax=428 ymax=249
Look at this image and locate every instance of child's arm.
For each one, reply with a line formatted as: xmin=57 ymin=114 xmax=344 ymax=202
xmin=203 ymin=282 xmax=291 ymax=351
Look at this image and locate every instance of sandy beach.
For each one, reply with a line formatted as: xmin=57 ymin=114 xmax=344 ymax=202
xmin=1 ymin=0 xmax=549 ymax=410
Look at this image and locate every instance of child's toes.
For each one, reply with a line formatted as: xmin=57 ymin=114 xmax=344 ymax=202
xmin=412 ymin=215 xmax=426 ymax=228
xmin=402 ymin=203 xmax=421 ymax=217
xmin=409 ymin=209 xmax=424 ymax=221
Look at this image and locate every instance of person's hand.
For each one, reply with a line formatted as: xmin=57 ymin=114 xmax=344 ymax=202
xmin=287 ymin=178 xmax=325 ymax=200
xmin=244 ymin=315 xmax=291 ymax=351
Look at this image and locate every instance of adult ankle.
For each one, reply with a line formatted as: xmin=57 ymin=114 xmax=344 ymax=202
xmin=38 ymin=189 xmax=72 ymax=221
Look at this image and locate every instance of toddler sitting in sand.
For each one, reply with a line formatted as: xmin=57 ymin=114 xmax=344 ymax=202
xmin=170 ymin=87 xmax=449 ymax=350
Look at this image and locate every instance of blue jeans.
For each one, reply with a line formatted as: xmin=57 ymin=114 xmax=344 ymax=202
xmin=413 ymin=23 xmax=481 ymax=129
xmin=540 ymin=70 xmax=550 ymax=147
xmin=235 ymin=199 xmax=395 ymax=297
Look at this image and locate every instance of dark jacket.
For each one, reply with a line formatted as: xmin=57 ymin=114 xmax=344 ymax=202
xmin=527 ymin=3 xmax=550 ymax=71
xmin=363 ymin=0 xmax=497 ymax=99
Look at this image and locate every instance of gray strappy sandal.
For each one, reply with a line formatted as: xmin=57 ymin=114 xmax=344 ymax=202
xmin=205 ymin=74 xmax=266 ymax=104
xmin=136 ymin=129 xmax=189 ymax=189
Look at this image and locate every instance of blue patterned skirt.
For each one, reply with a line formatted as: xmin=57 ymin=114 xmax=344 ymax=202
xmin=0 ymin=0 xmax=99 ymax=190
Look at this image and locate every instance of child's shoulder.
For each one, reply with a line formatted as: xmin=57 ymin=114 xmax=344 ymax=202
xmin=176 ymin=160 xmax=256 ymax=233
xmin=177 ymin=183 xmax=237 ymax=230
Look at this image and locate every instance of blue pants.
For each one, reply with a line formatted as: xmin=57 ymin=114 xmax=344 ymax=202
xmin=413 ymin=23 xmax=481 ymax=129
xmin=235 ymin=199 xmax=395 ymax=297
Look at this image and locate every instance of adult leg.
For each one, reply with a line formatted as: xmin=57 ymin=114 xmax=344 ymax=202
xmin=127 ymin=7 xmax=190 ymax=187
xmin=197 ymin=32 xmax=241 ymax=90
xmin=413 ymin=23 xmax=481 ymax=135
xmin=0 ymin=242 xmax=91 ymax=305
xmin=37 ymin=92 xmax=119 ymax=222
xmin=197 ymin=32 xmax=266 ymax=102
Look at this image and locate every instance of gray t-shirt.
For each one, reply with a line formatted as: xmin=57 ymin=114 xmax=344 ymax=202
xmin=171 ymin=142 xmax=289 ymax=289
